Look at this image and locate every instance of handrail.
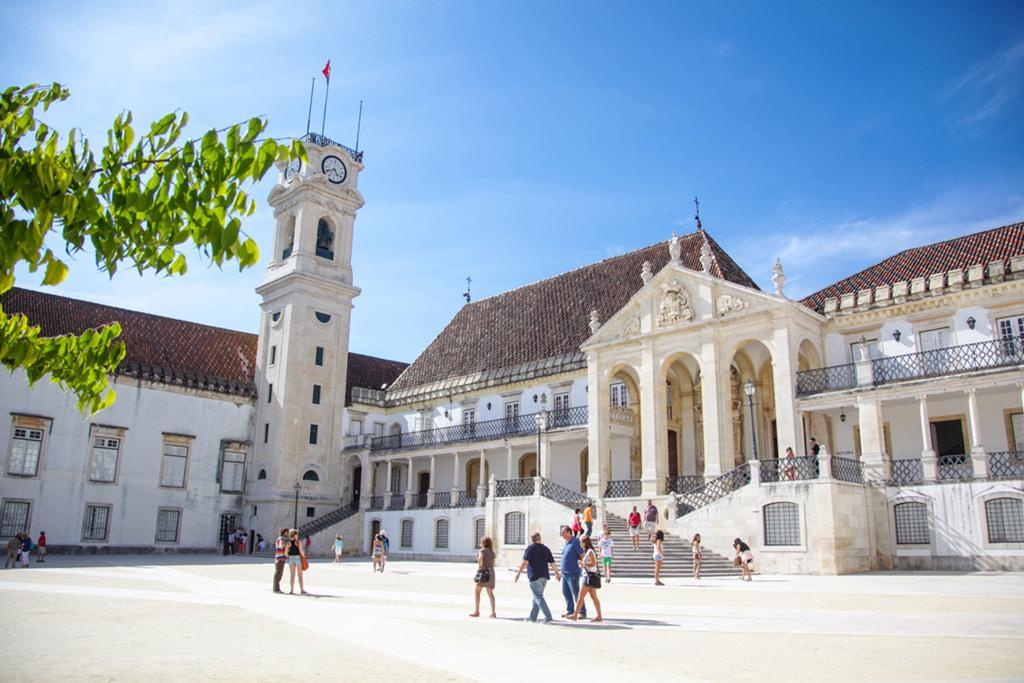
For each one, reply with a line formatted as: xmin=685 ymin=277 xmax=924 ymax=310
xmin=297 ymin=502 xmax=359 ymax=538
xmin=676 ymin=462 xmax=751 ymax=517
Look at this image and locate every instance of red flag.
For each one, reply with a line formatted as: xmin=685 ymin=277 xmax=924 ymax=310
xmin=322 ymin=60 xmax=331 ymax=81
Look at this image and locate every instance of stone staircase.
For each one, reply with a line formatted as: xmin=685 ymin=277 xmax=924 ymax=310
xmin=599 ymin=512 xmax=739 ymax=578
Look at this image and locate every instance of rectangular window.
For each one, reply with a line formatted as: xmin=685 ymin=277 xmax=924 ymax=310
xmin=434 ymin=519 xmax=449 ymax=550
xmin=315 ymin=346 xmax=324 ymax=366
xmin=160 ymin=442 xmax=189 ymax=488
xmin=850 ymin=338 xmax=880 ymax=361
xmin=82 ymin=504 xmax=111 ymax=541
xmin=349 ymin=419 xmax=363 ymax=436
xmin=309 ymin=424 xmax=318 ymax=445
xmin=0 ymin=500 xmax=30 ymax=537
xmin=554 ymin=392 xmax=570 ymax=415
xmin=312 ymin=384 xmax=321 ymax=405
xmin=155 ymin=508 xmax=181 ymax=543
xmin=401 ymin=519 xmax=414 ymax=549
xmin=267 ymin=383 xmax=273 ymax=403
xmin=504 ymin=401 xmax=520 ymax=420
xmin=263 ymin=423 xmax=269 ymax=443
xmin=894 ymin=502 xmax=930 ymax=545
xmin=1011 ymin=413 xmax=1024 ymax=453
xmin=374 ymin=422 xmax=385 ymax=437
xmin=7 ymin=426 xmax=43 ymax=476
xmin=221 ymin=450 xmax=246 ymax=493
xmin=610 ymin=382 xmax=628 ymax=407
xmin=918 ymin=327 xmax=950 ymax=351
xmin=763 ymin=502 xmax=801 ymax=546
xmin=306 ymin=506 xmax=315 ymax=518
xmin=998 ymin=315 xmax=1024 ymax=340
xmin=270 ymin=345 xmax=277 ymax=366
xmin=474 ymin=517 xmax=486 ymax=549
xmin=463 ymin=409 xmax=476 ymax=434
xmin=89 ymin=435 xmax=121 ymax=483
xmin=390 ymin=466 xmax=402 ymax=493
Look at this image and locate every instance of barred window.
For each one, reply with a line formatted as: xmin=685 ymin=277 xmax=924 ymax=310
xmin=505 ymin=511 xmax=525 ymax=545
xmin=0 ymin=500 xmax=30 ymax=537
xmin=434 ymin=518 xmax=449 ymax=550
xmin=763 ymin=502 xmax=800 ymax=546
xmin=302 ymin=469 xmax=319 ymax=482
xmin=7 ymin=427 xmax=43 ymax=476
xmin=160 ymin=443 xmax=189 ymax=488
xmin=389 ymin=466 xmax=402 ymax=493
xmin=894 ymin=502 xmax=930 ymax=544
xmin=985 ymin=498 xmax=1024 ymax=543
xmin=474 ymin=517 xmax=486 ymax=549
xmin=221 ymin=451 xmax=246 ymax=493
xmin=155 ymin=508 xmax=181 ymax=543
xmin=401 ymin=519 xmax=414 ymax=549
xmin=82 ymin=504 xmax=111 ymax=541
xmin=89 ymin=436 xmax=121 ymax=483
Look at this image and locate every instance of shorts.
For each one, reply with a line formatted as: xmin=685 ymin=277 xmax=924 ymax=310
xmin=643 ymin=520 xmax=657 ymax=532
xmin=652 ymin=553 xmax=664 ymax=562
xmin=628 ymin=526 xmax=639 ymax=537
xmin=287 ymin=555 xmax=303 ymax=566
xmin=602 ymin=557 xmax=612 ymax=567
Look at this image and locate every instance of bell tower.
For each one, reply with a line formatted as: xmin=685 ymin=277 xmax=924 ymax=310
xmin=249 ymin=135 xmax=365 ymax=532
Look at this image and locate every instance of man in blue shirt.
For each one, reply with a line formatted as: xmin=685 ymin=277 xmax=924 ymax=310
xmin=559 ymin=526 xmax=586 ymax=618
xmin=515 ymin=532 xmax=561 ymax=623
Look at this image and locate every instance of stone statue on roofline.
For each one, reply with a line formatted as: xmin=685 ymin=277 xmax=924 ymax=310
xmin=668 ymin=232 xmax=682 ymax=264
xmin=589 ymin=309 xmax=601 ymax=334
xmin=699 ymin=241 xmax=712 ymax=273
xmin=772 ymin=257 xmax=786 ymax=297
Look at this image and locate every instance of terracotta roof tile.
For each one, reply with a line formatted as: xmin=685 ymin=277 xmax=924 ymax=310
xmin=801 ymin=221 xmax=1024 ymax=313
xmin=389 ymin=229 xmax=758 ymax=392
xmin=344 ymin=352 xmax=409 ymax=403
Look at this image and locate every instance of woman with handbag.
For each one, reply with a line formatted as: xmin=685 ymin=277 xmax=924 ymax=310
xmin=469 ymin=536 xmax=497 ymax=618
xmin=287 ymin=529 xmax=308 ymax=595
xmin=567 ymin=537 xmax=603 ymax=622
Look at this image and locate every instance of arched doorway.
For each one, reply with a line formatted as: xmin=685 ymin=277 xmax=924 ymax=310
xmin=662 ymin=352 xmax=703 ymax=484
xmin=519 ymin=452 xmax=537 ymax=478
xmin=729 ymin=340 xmax=776 ymax=467
xmin=466 ymin=459 xmax=481 ymax=491
xmin=579 ymin=447 xmax=588 ymax=492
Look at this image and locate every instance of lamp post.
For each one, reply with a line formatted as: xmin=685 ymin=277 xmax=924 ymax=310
xmin=292 ymin=481 xmax=302 ymax=529
xmin=743 ymin=380 xmax=758 ymax=460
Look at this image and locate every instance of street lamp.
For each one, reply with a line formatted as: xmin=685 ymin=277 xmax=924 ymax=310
xmin=292 ymin=481 xmax=302 ymax=529
xmin=743 ymin=380 xmax=758 ymax=460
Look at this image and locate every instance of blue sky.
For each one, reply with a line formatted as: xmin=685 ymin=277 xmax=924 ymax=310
xmin=3 ymin=1 xmax=1023 ymax=363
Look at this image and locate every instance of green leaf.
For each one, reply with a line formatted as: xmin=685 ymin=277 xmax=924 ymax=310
xmin=42 ymin=257 xmax=69 ymax=286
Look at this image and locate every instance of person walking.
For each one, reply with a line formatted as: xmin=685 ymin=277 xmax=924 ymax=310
xmin=734 ymin=538 xmax=754 ymax=581
xmin=559 ymin=526 xmax=586 ymax=619
xmin=644 ymin=500 xmax=658 ymax=542
xmin=571 ymin=509 xmax=582 ymax=538
xmin=273 ymin=527 xmax=288 ymax=593
xmin=583 ymin=502 xmax=594 ymax=539
xmin=238 ymin=530 xmax=247 ymax=555
xmin=379 ymin=530 xmax=390 ymax=571
xmin=371 ymin=533 xmax=385 ymax=572
xmin=287 ymin=529 xmax=308 ymax=595
xmin=19 ymin=533 xmax=31 ymax=567
xmin=597 ymin=526 xmax=614 ymax=582
xmin=514 ymin=532 xmax=561 ymax=623
xmin=469 ymin=536 xmax=496 ymax=618
xmin=652 ymin=530 xmax=665 ymax=586
xmin=568 ymin=537 xmax=603 ymax=622
xmin=628 ymin=505 xmax=642 ymax=551
xmin=692 ymin=533 xmax=703 ymax=579
xmin=227 ymin=529 xmax=236 ymax=555
xmin=333 ymin=535 xmax=344 ymax=563
xmin=35 ymin=531 xmax=46 ymax=563
xmin=5 ymin=535 xmax=20 ymax=568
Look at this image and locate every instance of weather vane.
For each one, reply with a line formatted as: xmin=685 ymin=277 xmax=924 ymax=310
xmin=463 ymin=276 xmax=472 ymax=304
xmin=694 ymin=196 xmax=703 ymax=230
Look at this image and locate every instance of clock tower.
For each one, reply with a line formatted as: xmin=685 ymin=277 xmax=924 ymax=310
xmin=249 ymin=134 xmax=365 ymax=534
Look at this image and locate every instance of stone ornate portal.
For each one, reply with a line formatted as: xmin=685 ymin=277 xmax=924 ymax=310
xmin=656 ymin=279 xmax=694 ymax=327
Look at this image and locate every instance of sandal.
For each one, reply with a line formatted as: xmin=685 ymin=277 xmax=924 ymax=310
xmin=590 ymin=617 xmax=603 ymax=622
xmin=468 ymin=612 xmax=480 ymax=618
xmin=489 ymin=613 xmax=497 ymax=618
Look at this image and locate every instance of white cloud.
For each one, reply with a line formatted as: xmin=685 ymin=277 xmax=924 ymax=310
xmin=942 ymin=34 xmax=1024 ymax=128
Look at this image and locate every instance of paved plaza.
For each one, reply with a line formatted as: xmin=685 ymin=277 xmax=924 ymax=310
xmin=2 ymin=556 xmax=1023 ymax=682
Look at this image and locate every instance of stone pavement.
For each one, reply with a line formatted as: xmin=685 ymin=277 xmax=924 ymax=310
xmin=1 ymin=555 xmax=1022 ymax=682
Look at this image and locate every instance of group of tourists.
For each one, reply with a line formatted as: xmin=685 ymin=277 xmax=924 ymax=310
xmin=272 ymin=527 xmax=310 ymax=595
xmin=4 ymin=531 xmax=44 ymax=568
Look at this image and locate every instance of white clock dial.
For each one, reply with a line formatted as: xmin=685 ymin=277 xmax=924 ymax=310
xmin=321 ymin=155 xmax=347 ymax=184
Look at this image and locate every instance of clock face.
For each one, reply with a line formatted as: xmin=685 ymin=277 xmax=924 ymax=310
xmin=321 ymin=155 xmax=347 ymax=184
xmin=284 ymin=157 xmax=301 ymax=181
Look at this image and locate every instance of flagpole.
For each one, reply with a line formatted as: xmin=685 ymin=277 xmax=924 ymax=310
xmin=305 ymin=77 xmax=315 ymax=136
xmin=355 ymin=100 xmax=363 ymax=152
xmin=320 ymin=68 xmax=330 ymax=138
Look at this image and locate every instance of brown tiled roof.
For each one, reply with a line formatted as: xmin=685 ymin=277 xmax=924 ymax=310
xmin=388 ymin=230 xmax=758 ymax=392
xmin=801 ymin=221 xmax=1024 ymax=313
xmin=0 ymin=287 xmax=407 ymax=401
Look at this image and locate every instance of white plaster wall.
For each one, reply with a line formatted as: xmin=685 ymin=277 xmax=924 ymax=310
xmin=0 ymin=370 xmax=254 ymax=551
xmin=488 ymin=494 xmax=577 ymax=567
xmin=824 ymin=332 xmax=846 ymax=366
xmin=548 ymin=440 xmax=585 ymax=491
xmin=363 ymin=507 xmax=484 ymax=560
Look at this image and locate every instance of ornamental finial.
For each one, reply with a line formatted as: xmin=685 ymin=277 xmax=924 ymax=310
xmin=772 ymin=257 xmax=786 ymax=297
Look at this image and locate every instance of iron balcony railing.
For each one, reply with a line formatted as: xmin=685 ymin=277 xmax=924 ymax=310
xmin=342 ymin=434 xmax=371 ymax=450
xmin=937 ymin=454 xmax=972 ymax=481
xmin=832 ymin=456 xmax=864 ymax=484
xmin=495 ymin=478 xmax=535 ymax=497
xmin=539 ymin=477 xmax=592 ymax=508
xmin=604 ymin=480 xmax=642 ymax=498
xmin=409 ymin=493 xmax=428 ymax=509
xmin=797 ymin=337 xmax=1024 ymax=396
xmin=456 ymin=490 xmax=479 ymax=507
xmin=301 ymin=132 xmax=363 ymax=162
xmin=988 ymin=451 xmax=1024 ymax=479
xmin=676 ymin=462 xmax=751 ymax=518
xmin=368 ymin=495 xmax=385 ymax=510
xmin=370 ymin=407 xmax=588 ymax=453
xmin=890 ymin=459 xmax=923 ymax=485
xmin=665 ymin=475 xmax=704 ymax=494
xmin=760 ymin=456 xmax=819 ymax=482
xmin=387 ymin=494 xmax=405 ymax=511
xmin=430 ymin=491 xmax=452 ymax=508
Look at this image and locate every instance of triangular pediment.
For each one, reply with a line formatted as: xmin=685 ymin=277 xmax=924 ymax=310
xmin=582 ymin=261 xmax=784 ymax=349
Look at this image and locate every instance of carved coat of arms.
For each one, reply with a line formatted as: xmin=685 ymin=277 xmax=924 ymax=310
xmin=656 ymin=280 xmax=694 ymax=327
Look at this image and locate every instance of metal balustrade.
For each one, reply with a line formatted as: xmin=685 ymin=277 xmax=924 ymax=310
xmin=665 ymin=475 xmax=704 ymax=494
xmin=604 ymin=480 xmax=642 ymax=498
xmin=988 ymin=451 xmax=1024 ymax=479
xmin=370 ymin=408 xmax=588 ymax=453
xmin=387 ymin=494 xmax=405 ymax=511
xmin=676 ymin=462 xmax=751 ymax=517
xmin=609 ymin=405 xmax=635 ymax=424
xmin=539 ymin=478 xmax=592 ymax=508
xmin=760 ymin=456 xmax=819 ymax=482
xmin=430 ymin=491 xmax=452 ymax=508
xmin=301 ymin=132 xmax=362 ymax=161
xmin=889 ymin=459 xmax=924 ymax=485
xmin=495 ymin=478 xmax=535 ymax=497
xmin=409 ymin=493 xmax=428 ymax=509
xmin=832 ymin=456 xmax=864 ymax=484
xmin=368 ymin=495 xmax=385 ymax=510
xmin=456 ymin=490 xmax=479 ymax=507
xmin=937 ymin=454 xmax=972 ymax=481
xmin=795 ymin=364 xmax=857 ymax=396
xmin=298 ymin=502 xmax=359 ymax=538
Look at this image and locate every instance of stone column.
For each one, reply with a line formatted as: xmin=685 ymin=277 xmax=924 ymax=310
xmin=771 ymin=325 xmax=801 ymax=457
xmin=966 ymin=389 xmax=988 ymax=477
xmin=680 ymin=390 xmax=697 ymax=476
xmin=405 ymin=456 xmax=415 ymax=508
xmin=700 ymin=341 xmax=729 ymax=477
xmin=857 ymin=396 xmax=890 ymax=483
xmin=505 ymin=444 xmax=515 ymax=479
xmin=586 ymin=353 xmax=610 ymax=498
xmin=359 ymin=454 xmax=372 ymax=511
xmin=538 ymin=415 xmax=551 ymax=480
xmin=384 ymin=459 xmax=394 ymax=507
xmin=427 ymin=454 xmax=437 ymax=507
xmin=476 ymin=449 xmax=487 ymax=503
xmin=451 ymin=452 xmax=462 ymax=505
xmin=917 ymin=395 xmax=938 ymax=480
xmin=639 ymin=341 xmax=662 ymax=496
